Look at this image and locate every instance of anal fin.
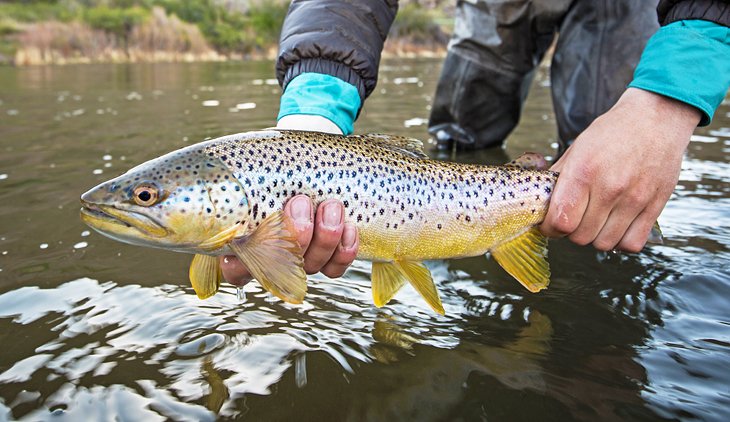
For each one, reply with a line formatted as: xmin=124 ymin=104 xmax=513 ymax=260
xmin=395 ymin=261 xmax=444 ymax=315
xmin=229 ymin=210 xmax=307 ymax=304
xmin=189 ymin=254 xmax=223 ymax=299
xmin=372 ymin=260 xmax=444 ymax=315
xmin=491 ymin=227 xmax=550 ymax=293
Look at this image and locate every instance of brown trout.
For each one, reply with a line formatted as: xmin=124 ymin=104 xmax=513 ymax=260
xmin=80 ymin=130 xmax=559 ymax=314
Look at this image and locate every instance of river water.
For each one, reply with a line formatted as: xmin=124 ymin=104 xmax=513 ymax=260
xmin=0 ymin=60 xmax=729 ymax=421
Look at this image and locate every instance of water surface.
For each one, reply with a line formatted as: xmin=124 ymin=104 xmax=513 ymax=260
xmin=1 ymin=60 xmax=729 ymax=421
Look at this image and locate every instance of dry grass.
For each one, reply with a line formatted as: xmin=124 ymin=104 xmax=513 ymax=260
xmin=13 ymin=7 xmax=222 ymax=65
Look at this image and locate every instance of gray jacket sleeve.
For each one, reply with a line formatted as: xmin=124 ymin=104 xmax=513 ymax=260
xmin=276 ymin=0 xmax=398 ymax=103
xmin=657 ymin=0 xmax=730 ymax=26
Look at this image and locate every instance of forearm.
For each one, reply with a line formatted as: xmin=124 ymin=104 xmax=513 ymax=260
xmin=276 ymin=0 xmax=398 ymax=104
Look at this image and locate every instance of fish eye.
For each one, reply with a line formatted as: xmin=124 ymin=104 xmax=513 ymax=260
xmin=133 ymin=184 xmax=159 ymax=207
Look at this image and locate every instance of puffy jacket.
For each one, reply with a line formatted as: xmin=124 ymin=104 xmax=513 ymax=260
xmin=658 ymin=0 xmax=730 ymax=25
xmin=276 ymin=0 xmax=398 ymax=104
xmin=276 ymin=0 xmax=729 ymax=108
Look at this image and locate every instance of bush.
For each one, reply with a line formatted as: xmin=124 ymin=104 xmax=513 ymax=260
xmin=247 ymin=1 xmax=287 ymax=44
xmin=390 ymin=3 xmax=448 ymax=44
xmin=84 ymin=6 xmax=148 ymax=39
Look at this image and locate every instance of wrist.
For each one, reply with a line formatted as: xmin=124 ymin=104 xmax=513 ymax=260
xmin=619 ymin=88 xmax=701 ymax=146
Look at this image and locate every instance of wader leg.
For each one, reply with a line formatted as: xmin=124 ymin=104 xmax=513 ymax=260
xmin=428 ymin=0 xmax=570 ymax=151
xmin=551 ymin=0 xmax=659 ymax=155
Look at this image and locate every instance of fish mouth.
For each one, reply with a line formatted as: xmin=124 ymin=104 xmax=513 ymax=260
xmin=80 ymin=201 xmax=169 ymax=238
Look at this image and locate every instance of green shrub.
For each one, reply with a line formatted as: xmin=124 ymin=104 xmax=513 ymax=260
xmin=84 ymin=6 xmax=148 ymax=38
xmin=390 ymin=3 xmax=448 ymax=44
xmin=0 ymin=18 xmax=21 ymax=36
xmin=248 ymin=1 xmax=287 ymax=44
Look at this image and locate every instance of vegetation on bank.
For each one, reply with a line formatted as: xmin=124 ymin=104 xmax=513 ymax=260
xmin=0 ymin=0 xmax=450 ymax=65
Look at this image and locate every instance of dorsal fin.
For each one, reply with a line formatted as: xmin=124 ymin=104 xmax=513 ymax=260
xmin=353 ymin=134 xmax=429 ymax=159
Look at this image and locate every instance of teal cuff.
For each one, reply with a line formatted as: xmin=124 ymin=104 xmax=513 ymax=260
xmin=629 ymin=20 xmax=730 ymax=126
xmin=277 ymin=73 xmax=361 ymax=135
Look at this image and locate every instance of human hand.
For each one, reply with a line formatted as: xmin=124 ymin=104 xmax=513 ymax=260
xmin=221 ymin=115 xmax=359 ymax=286
xmin=539 ymin=88 xmax=701 ymax=252
xmin=221 ymin=195 xmax=359 ymax=286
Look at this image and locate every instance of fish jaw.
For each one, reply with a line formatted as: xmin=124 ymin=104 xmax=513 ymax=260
xmin=79 ymin=199 xmax=176 ymax=248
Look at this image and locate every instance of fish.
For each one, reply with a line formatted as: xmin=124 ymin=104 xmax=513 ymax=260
xmin=80 ymin=129 xmax=560 ymax=315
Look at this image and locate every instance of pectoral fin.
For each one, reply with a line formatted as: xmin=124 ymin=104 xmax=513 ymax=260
xmin=371 ymin=261 xmax=445 ymax=315
xmin=189 ymin=254 xmax=223 ymax=299
xmin=491 ymin=227 xmax=550 ymax=293
xmin=228 ymin=210 xmax=307 ymax=304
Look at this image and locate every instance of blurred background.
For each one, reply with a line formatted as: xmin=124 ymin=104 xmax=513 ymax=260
xmin=0 ymin=0 xmax=452 ymax=66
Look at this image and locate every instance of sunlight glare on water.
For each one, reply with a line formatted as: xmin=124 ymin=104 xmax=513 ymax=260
xmin=0 ymin=60 xmax=729 ymax=420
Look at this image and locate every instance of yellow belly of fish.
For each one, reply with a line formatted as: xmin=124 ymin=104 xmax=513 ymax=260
xmin=356 ymin=209 xmax=544 ymax=262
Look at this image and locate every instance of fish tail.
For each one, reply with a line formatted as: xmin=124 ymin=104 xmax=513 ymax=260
xmin=647 ymin=221 xmax=663 ymax=244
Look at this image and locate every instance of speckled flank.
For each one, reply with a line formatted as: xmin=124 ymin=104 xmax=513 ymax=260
xmin=204 ymin=130 xmax=558 ymax=261
xmin=82 ymin=129 xmax=557 ymax=260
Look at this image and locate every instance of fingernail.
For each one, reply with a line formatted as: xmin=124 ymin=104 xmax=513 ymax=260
xmin=342 ymin=224 xmax=356 ymax=249
xmin=322 ymin=201 xmax=342 ymax=229
xmin=290 ymin=196 xmax=311 ymax=224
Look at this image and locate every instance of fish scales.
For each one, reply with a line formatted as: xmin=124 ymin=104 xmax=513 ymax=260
xmin=81 ymin=129 xmax=559 ymax=313
xmin=204 ymin=130 xmax=557 ymax=261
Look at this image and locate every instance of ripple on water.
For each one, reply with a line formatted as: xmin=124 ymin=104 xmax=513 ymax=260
xmin=175 ymin=333 xmax=228 ymax=358
xmin=0 ymin=274 xmax=468 ymax=419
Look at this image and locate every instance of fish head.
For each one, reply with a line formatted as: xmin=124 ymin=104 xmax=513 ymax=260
xmin=80 ymin=143 xmax=249 ymax=253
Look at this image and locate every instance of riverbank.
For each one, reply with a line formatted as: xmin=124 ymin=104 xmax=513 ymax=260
xmin=1 ymin=1 xmax=450 ymax=66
